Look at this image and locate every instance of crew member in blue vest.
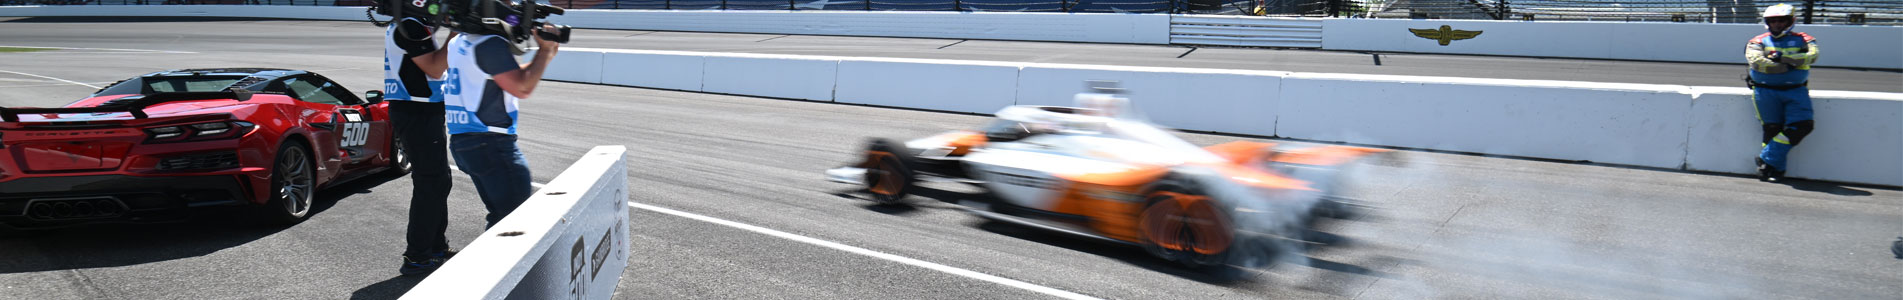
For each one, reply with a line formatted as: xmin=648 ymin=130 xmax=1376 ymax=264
xmin=441 ymin=12 xmax=561 ymax=231
xmin=1745 ymin=3 xmax=1819 ymax=183
xmin=379 ymin=0 xmax=459 ymax=276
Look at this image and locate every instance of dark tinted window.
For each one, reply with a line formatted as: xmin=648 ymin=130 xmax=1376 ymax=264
xmin=92 ymin=76 xmax=245 ymax=96
xmin=281 ymin=77 xmax=363 ymax=106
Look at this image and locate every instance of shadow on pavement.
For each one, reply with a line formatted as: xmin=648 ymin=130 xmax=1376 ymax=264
xmin=350 ymin=275 xmax=425 ymax=300
xmin=1781 ymin=180 xmax=1875 ymax=196
xmin=0 ymin=172 xmax=401 ymax=273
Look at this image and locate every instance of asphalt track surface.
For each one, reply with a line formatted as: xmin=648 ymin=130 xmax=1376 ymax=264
xmin=0 ymin=18 xmax=1899 ymax=300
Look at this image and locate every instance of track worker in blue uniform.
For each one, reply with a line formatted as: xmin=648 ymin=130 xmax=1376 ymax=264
xmin=1744 ymin=3 xmax=1820 ymax=183
xmin=441 ymin=23 xmax=561 ymax=229
xmin=378 ymin=1 xmax=460 ymax=276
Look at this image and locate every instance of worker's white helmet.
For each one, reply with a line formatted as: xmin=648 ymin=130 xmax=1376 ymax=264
xmin=1762 ymin=4 xmax=1797 ymax=37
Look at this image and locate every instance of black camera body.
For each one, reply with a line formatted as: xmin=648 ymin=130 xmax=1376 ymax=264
xmin=372 ymin=0 xmax=440 ymax=24
xmin=439 ymin=0 xmax=571 ymax=51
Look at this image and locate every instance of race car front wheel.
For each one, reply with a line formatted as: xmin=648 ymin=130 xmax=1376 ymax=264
xmin=863 ymin=139 xmax=916 ymax=204
xmin=265 ymin=141 xmax=316 ymax=225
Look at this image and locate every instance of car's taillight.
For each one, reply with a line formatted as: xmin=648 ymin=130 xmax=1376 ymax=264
xmin=145 ymin=121 xmax=254 ymax=143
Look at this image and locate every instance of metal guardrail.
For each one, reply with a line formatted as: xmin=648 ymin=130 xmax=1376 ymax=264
xmin=3 ymin=0 xmax=1895 ymax=24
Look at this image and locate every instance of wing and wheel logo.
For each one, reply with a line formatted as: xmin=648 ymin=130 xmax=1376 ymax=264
xmin=1410 ymin=25 xmax=1483 ymax=46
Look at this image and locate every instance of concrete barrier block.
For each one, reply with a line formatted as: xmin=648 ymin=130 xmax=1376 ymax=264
xmin=1279 ymin=74 xmax=1694 ymax=169
xmin=701 ymin=54 xmax=839 ymax=101
xmin=1015 ymin=65 xmax=1284 ymax=137
xmin=552 ymin=10 xmax=1170 ymax=44
xmin=834 ymin=59 xmax=1020 ymax=114
xmin=1319 ymin=18 xmax=1902 ymax=70
xmin=599 ymin=50 xmax=706 ymax=91
xmin=543 ymin=50 xmax=604 ymax=85
xmin=404 ymin=146 xmax=630 ymax=299
xmin=1687 ymin=87 xmax=1903 ymax=185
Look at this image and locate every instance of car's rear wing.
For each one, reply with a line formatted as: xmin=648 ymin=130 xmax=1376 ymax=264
xmin=0 ymin=89 xmax=254 ymax=122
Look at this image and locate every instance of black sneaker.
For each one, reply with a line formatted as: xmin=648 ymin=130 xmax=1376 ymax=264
xmin=1755 ymin=158 xmax=1775 ymax=182
xmin=435 ymin=248 xmax=458 ymax=260
xmin=399 ymin=255 xmax=446 ymax=277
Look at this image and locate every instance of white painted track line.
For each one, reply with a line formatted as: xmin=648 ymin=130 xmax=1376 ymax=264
xmin=0 ymin=45 xmax=197 ymax=54
xmin=627 ymin=202 xmax=1105 ymax=300
xmin=0 ymin=69 xmax=101 ymax=89
xmin=452 ymin=155 xmax=1096 ymax=298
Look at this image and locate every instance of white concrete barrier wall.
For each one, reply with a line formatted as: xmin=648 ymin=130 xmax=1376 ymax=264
xmin=1320 ymin=18 xmax=1903 ymax=70
xmin=701 ymin=54 xmax=838 ymax=101
xmin=1686 ymin=88 xmax=1903 ymax=185
xmin=404 ymin=146 xmax=630 ymax=300
xmin=540 ymin=48 xmax=1903 ymax=186
xmin=834 ymin=59 xmax=1020 ymax=114
xmin=1015 ymin=65 xmax=1286 ymax=137
xmin=551 ymin=10 xmax=1172 ymax=44
xmin=1 ymin=7 xmax=1171 ymax=44
xmin=1279 ymin=73 xmax=1695 ymax=169
xmin=0 ymin=5 xmax=367 ymax=21
xmin=7 ymin=7 xmax=1893 ymax=69
xmin=542 ymin=50 xmax=605 ymax=85
xmin=599 ymin=50 xmax=706 ymax=91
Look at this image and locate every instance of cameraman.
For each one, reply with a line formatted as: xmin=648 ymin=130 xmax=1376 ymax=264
xmin=379 ymin=1 xmax=460 ymax=277
xmin=441 ymin=21 xmax=561 ymax=232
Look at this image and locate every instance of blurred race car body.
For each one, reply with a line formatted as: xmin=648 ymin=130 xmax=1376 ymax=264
xmin=828 ymin=86 xmax=1386 ymax=270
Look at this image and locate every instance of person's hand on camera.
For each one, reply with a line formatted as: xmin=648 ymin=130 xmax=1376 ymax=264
xmin=534 ymin=24 xmax=560 ymax=51
xmin=1765 ymin=50 xmax=1782 ymax=61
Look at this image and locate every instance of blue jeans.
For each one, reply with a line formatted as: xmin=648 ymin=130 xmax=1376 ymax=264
xmin=450 ymin=133 xmax=533 ymax=228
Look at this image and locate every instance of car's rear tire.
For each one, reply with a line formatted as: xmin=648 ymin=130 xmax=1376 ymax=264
xmin=863 ymin=139 xmax=916 ymax=205
xmin=383 ymin=134 xmax=412 ymax=176
xmin=264 ymin=141 xmax=316 ymax=225
xmin=1139 ymin=178 xmax=1237 ymax=268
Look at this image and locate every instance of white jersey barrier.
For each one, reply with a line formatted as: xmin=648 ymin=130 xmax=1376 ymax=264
xmin=1319 ymin=18 xmax=1903 ymax=70
xmin=542 ymin=48 xmax=1903 ymax=187
xmin=404 ymin=145 xmax=630 ymax=300
xmin=1685 ymin=89 xmax=1903 ymax=185
xmin=835 ymin=58 xmax=1023 ymax=114
xmin=6 ymin=6 xmax=1898 ymax=68
xmin=1279 ymin=74 xmax=1697 ymax=169
xmin=551 ymin=10 xmax=1173 ymax=44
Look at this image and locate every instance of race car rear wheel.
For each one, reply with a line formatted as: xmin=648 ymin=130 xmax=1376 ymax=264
xmin=265 ymin=141 xmax=316 ymax=225
xmin=1139 ymin=180 xmax=1236 ymax=267
xmin=863 ymin=139 xmax=916 ymax=205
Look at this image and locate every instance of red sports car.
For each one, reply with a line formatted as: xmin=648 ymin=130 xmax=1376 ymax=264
xmin=0 ymin=68 xmax=407 ymax=230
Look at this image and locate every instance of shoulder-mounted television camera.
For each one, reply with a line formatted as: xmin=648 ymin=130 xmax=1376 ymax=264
xmin=440 ymin=0 xmax=572 ymax=54
xmin=368 ymin=0 xmax=442 ymax=27
xmin=370 ymin=0 xmax=571 ymax=54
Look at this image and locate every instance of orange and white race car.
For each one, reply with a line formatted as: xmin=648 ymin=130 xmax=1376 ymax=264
xmin=827 ymin=88 xmax=1389 ymax=272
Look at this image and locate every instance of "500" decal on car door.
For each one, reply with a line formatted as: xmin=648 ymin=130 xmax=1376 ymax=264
xmin=339 ymin=111 xmax=370 ymax=147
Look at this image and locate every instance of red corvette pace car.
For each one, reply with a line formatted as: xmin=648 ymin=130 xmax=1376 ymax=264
xmin=0 ymin=68 xmax=407 ymax=230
